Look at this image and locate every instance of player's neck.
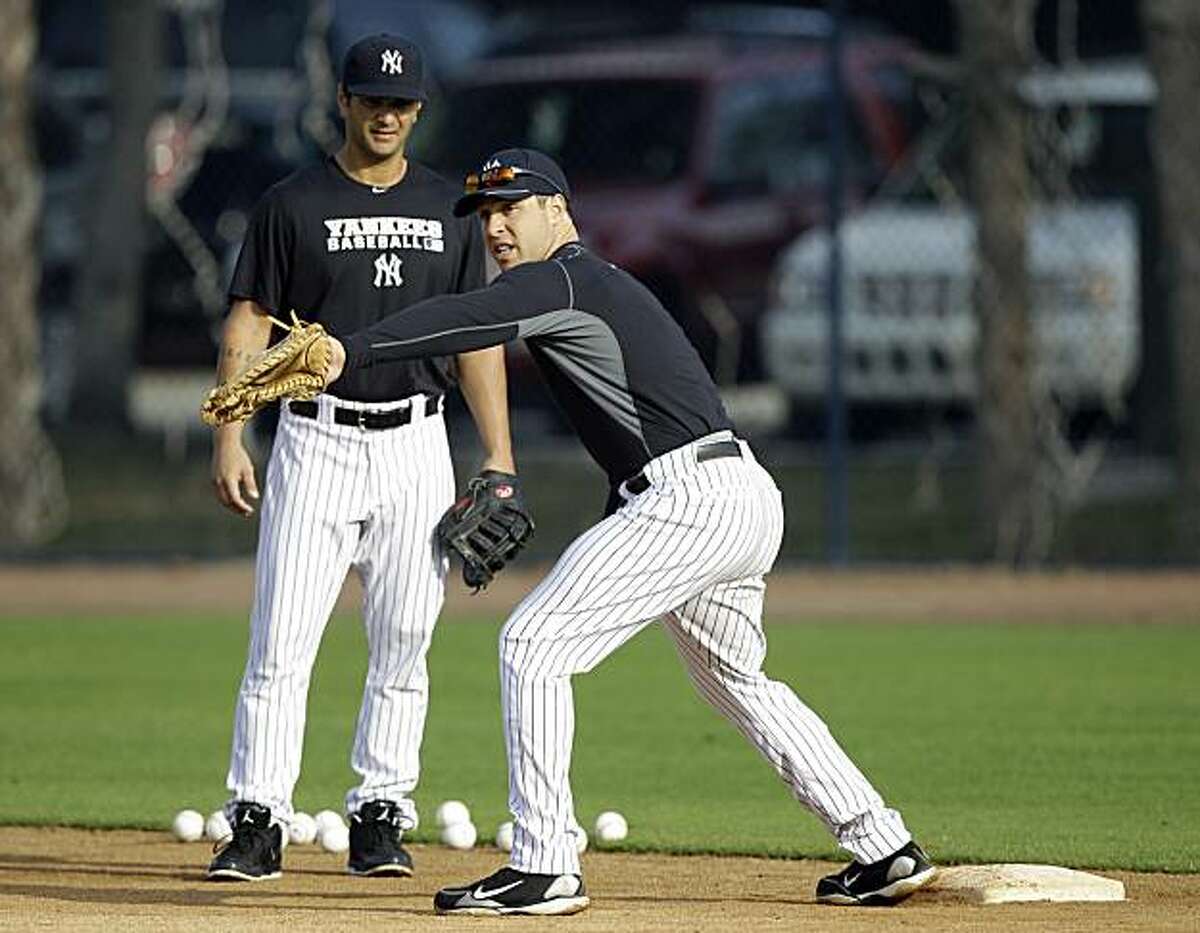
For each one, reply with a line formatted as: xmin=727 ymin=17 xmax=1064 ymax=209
xmin=335 ymin=145 xmax=409 ymax=189
xmin=544 ymin=223 xmax=581 ymax=260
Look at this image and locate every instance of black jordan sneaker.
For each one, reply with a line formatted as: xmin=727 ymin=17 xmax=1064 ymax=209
xmin=434 ymin=866 xmax=589 ymax=916
xmin=205 ymin=802 xmax=282 ymax=881
xmin=347 ymin=799 xmax=413 ymax=877
xmin=816 ymin=840 xmax=936 ymax=906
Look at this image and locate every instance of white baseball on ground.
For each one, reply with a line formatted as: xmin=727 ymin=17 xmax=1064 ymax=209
xmin=435 ymin=800 xmax=471 ymax=829
xmin=319 ymin=822 xmax=350 ymax=853
xmin=441 ymin=821 xmax=477 ymax=850
xmin=204 ymin=809 xmax=232 ymax=842
xmin=171 ymin=809 xmax=204 ymax=842
xmin=595 ymin=810 xmax=628 ymax=843
xmin=313 ymin=809 xmax=345 ymax=836
xmin=494 ymin=820 xmax=514 ymax=852
xmin=288 ymin=812 xmax=318 ymax=845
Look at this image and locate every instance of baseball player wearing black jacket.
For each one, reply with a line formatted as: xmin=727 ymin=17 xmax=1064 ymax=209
xmin=325 ymin=148 xmax=935 ymax=914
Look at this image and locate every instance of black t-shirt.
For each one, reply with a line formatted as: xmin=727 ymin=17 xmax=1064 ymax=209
xmin=228 ymin=157 xmax=485 ymax=401
xmin=342 ymin=243 xmax=734 ymax=484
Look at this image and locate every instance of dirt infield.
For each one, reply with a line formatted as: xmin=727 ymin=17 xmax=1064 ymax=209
xmin=1 ymin=828 xmax=1196 ymax=932
xmin=3 ymin=560 xmax=1198 ymax=621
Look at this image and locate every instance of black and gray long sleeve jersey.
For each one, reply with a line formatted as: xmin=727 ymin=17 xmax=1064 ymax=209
xmin=341 ymin=242 xmax=734 ymax=484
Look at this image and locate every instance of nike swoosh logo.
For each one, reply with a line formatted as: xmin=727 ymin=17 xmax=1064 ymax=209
xmin=473 ymin=880 xmax=523 ymax=900
xmin=843 ymin=869 xmax=863 ymax=887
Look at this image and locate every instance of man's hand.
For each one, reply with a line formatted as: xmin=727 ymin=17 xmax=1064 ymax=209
xmin=436 ymin=471 xmax=534 ymax=592
xmin=211 ymin=425 xmax=259 ymax=517
xmin=199 ymin=314 xmax=333 ymax=426
xmin=324 ymin=336 xmax=346 ymax=387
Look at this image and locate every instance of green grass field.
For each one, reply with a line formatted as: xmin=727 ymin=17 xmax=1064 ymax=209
xmin=1 ymin=613 xmax=1196 ymax=872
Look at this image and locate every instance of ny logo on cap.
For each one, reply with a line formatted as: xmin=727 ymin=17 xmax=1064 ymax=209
xmin=380 ymin=49 xmax=404 ymax=75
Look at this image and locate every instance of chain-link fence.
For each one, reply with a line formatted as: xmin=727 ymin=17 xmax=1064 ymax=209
xmin=10 ymin=1 xmax=1199 ymax=565
xmin=765 ymin=42 xmax=1153 ymax=563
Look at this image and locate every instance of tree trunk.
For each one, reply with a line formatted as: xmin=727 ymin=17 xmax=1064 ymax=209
xmin=1142 ymin=0 xmax=1200 ymax=558
xmin=956 ymin=0 xmax=1038 ymax=564
xmin=0 ymin=0 xmax=68 ymax=546
xmin=70 ymin=0 xmax=161 ymax=423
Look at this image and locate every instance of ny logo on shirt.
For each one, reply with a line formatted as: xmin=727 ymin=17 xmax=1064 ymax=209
xmin=373 ymin=252 xmax=403 ymax=287
xmin=380 ymin=49 xmax=403 ymax=75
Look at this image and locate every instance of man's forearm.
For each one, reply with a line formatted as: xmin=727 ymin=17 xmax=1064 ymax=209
xmin=218 ymin=301 xmax=273 ymax=379
xmin=456 ymin=346 xmax=515 ymax=473
xmin=341 ymin=279 xmax=531 ymax=369
xmin=215 ymin=300 xmax=273 ymax=440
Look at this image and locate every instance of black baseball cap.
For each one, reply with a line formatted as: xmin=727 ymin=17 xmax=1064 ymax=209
xmin=341 ymin=34 xmax=426 ymax=102
xmin=453 ymin=148 xmax=571 ymax=217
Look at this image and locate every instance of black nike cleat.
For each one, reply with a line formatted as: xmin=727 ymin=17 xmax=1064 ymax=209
xmin=348 ymin=799 xmax=413 ymax=877
xmin=816 ymin=840 xmax=936 ymax=906
xmin=433 ymin=866 xmax=590 ymax=916
xmin=206 ymin=802 xmax=283 ymax=881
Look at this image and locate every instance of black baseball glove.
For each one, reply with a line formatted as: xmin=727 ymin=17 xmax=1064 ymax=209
xmin=436 ymin=470 xmax=535 ymax=592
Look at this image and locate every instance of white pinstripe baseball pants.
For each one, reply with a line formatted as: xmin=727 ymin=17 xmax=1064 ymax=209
xmin=502 ymin=432 xmax=911 ymax=875
xmin=225 ymin=392 xmax=455 ymax=830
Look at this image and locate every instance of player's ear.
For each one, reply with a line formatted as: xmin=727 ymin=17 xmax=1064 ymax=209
xmin=336 ymin=84 xmax=351 ymax=118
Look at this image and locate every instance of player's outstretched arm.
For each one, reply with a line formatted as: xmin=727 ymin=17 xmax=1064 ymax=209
xmin=339 ymin=265 xmax=562 ymax=369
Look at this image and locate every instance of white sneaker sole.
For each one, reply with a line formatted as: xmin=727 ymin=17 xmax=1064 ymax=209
xmin=819 ymin=866 xmax=937 ymax=906
xmin=436 ymin=895 xmax=590 ymax=916
xmin=205 ymin=868 xmax=282 ymax=882
xmin=348 ymin=863 xmax=414 ymax=878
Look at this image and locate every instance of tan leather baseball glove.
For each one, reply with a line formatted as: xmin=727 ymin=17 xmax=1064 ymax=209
xmin=199 ymin=312 xmax=333 ymax=426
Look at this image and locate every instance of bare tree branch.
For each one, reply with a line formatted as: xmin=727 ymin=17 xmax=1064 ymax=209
xmin=0 ymin=0 xmax=67 ymax=546
xmin=1142 ymin=0 xmax=1200 ymax=557
xmin=956 ymin=0 xmax=1039 ymax=563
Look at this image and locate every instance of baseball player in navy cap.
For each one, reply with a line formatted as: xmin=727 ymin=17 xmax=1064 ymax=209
xmin=205 ymin=36 xmax=515 ymax=882
xmin=340 ymin=33 xmax=428 ymax=101
xmin=452 ymin=148 xmax=570 ymax=215
xmin=318 ymin=147 xmax=936 ymax=914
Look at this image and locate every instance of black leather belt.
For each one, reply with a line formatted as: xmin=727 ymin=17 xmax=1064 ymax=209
xmin=288 ymin=395 xmax=442 ymax=430
xmin=625 ymin=439 xmax=742 ymax=495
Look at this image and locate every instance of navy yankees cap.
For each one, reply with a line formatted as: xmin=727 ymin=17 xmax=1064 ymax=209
xmin=341 ymin=34 xmax=426 ymax=102
xmin=453 ymin=148 xmax=571 ymax=217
